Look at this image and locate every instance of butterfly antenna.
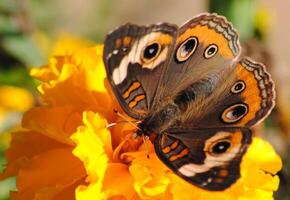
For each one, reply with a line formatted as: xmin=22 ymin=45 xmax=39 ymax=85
xmin=113 ymin=109 xmax=149 ymax=158
xmin=106 ymin=119 xmax=140 ymax=129
xmin=113 ymin=109 xmax=141 ymax=130
xmin=106 ymin=122 xmax=118 ymax=128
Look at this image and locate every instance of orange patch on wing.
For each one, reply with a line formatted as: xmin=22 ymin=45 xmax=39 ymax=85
xmin=128 ymin=94 xmax=145 ymax=108
xmin=157 ymin=34 xmax=173 ymax=45
xmin=177 ymin=25 xmax=234 ymax=59
xmin=214 ymin=178 xmax=224 ymax=183
xmin=235 ymin=64 xmax=261 ymax=125
xmin=169 ymin=148 xmax=189 ymax=161
xmin=219 ymin=169 xmax=229 ymax=177
xmin=170 ymin=140 xmax=179 ymax=149
xmin=162 ymin=140 xmax=179 ymax=154
xmin=230 ymin=131 xmax=243 ymax=146
xmin=122 ymin=82 xmax=141 ymax=99
xmin=148 ymin=33 xmax=174 ymax=47
xmin=123 ymin=36 xmax=132 ymax=47
xmin=115 ymin=39 xmax=122 ymax=49
xmin=162 ymin=146 xmax=171 ymax=154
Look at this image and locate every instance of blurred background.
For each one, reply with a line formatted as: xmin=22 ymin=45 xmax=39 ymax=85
xmin=0 ymin=0 xmax=289 ymax=199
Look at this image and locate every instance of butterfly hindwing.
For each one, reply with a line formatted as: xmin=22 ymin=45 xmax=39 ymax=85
xmin=178 ymin=57 xmax=275 ymax=128
xmin=103 ymin=23 xmax=178 ymax=119
xmin=154 ymin=127 xmax=252 ymax=190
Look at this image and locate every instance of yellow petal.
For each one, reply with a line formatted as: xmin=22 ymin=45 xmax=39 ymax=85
xmin=127 ymin=142 xmax=171 ymax=199
xmin=0 ymin=86 xmax=34 ymax=112
xmin=50 ymin=33 xmax=95 ymax=56
xmin=72 ymin=112 xmax=113 ymax=199
xmin=243 ymin=137 xmax=282 ymax=175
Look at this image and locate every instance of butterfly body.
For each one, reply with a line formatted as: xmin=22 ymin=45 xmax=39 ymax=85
xmin=103 ymin=13 xmax=275 ymax=191
xmin=136 ymin=102 xmax=178 ymax=136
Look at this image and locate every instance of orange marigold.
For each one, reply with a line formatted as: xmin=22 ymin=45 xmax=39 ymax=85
xmin=0 ymin=44 xmax=282 ymax=200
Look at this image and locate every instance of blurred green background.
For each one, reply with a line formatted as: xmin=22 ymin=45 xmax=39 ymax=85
xmin=0 ymin=0 xmax=289 ymax=199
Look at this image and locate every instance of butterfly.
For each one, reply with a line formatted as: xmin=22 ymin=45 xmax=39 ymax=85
xmin=103 ymin=13 xmax=275 ymax=191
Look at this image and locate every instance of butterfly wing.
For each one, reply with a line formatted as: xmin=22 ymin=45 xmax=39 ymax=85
xmin=154 ymin=127 xmax=252 ymax=190
xmin=152 ymin=13 xmax=241 ymax=108
xmin=152 ymin=14 xmax=275 ymax=128
xmin=103 ymin=13 xmax=244 ymax=119
xmin=103 ymin=23 xmax=178 ymax=119
xmin=177 ymin=57 xmax=275 ymax=128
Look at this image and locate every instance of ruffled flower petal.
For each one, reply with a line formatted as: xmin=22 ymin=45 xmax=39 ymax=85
xmin=22 ymin=106 xmax=82 ymax=144
xmin=240 ymin=137 xmax=282 ymax=192
xmin=30 ymin=46 xmax=118 ymax=122
xmin=72 ymin=112 xmax=137 ymax=200
xmin=12 ymin=148 xmax=86 ymax=200
xmin=129 ymin=155 xmax=171 ymax=199
xmin=0 ymin=130 xmax=67 ymax=180
xmin=72 ymin=112 xmax=112 ymax=183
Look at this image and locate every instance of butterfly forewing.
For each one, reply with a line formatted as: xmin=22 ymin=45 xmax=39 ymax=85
xmin=103 ymin=23 xmax=178 ymax=119
xmin=152 ymin=13 xmax=241 ymax=108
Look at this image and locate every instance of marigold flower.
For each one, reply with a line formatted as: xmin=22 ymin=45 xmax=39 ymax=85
xmin=0 ymin=44 xmax=282 ymax=199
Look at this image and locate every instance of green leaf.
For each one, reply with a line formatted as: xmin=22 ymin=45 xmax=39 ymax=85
xmin=0 ymin=175 xmax=16 ymax=199
xmin=0 ymin=151 xmax=16 ymax=199
xmin=0 ymin=0 xmax=15 ymax=12
xmin=0 ymin=67 xmax=33 ymax=87
xmin=0 ymin=15 xmax=19 ymax=34
xmin=2 ymin=35 xmax=44 ymax=67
